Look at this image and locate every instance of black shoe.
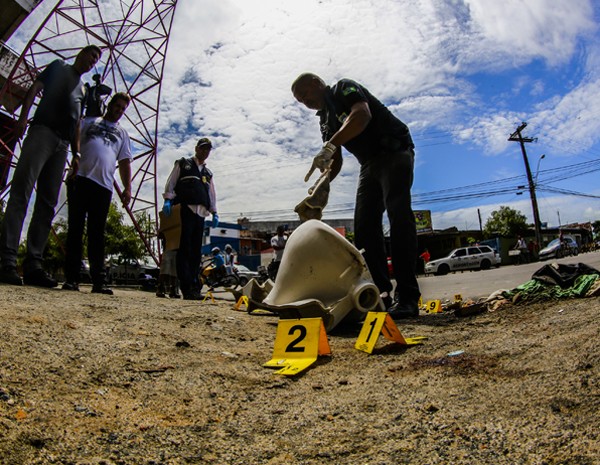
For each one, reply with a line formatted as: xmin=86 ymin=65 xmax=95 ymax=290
xmin=183 ymin=291 xmax=203 ymax=300
xmin=380 ymin=293 xmax=393 ymax=310
xmin=156 ymin=291 xmax=167 ymax=298
xmin=23 ymin=269 xmax=57 ymax=288
xmin=62 ymin=282 xmax=80 ymax=291
xmin=388 ymin=300 xmax=419 ymax=319
xmin=0 ymin=266 xmax=23 ymax=286
xmin=169 ymin=292 xmax=181 ymax=299
xmin=92 ymin=285 xmax=114 ymax=295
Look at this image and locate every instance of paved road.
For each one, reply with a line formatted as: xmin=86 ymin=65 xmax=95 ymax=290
xmin=417 ymin=250 xmax=600 ymax=302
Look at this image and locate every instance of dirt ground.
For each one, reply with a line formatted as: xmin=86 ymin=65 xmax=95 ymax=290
xmin=0 ymin=282 xmax=598 ymax=465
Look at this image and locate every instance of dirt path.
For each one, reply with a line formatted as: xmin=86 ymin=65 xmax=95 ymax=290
xmin=0 ymin=284 xmax=598 ymax=464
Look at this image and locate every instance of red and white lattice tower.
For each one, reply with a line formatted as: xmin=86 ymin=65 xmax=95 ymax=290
xmin=0 ymin=0 xmax=179 ymax=263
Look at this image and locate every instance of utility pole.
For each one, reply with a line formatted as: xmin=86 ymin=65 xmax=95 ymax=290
xmin=509 ymin=122 xmax=543 ymax=251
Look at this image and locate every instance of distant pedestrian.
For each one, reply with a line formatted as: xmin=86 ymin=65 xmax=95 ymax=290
xmin=224 ymin=244 xmax=236 ymax=274
xmin=0 ymin=45 xmax=101 ymax=287
xmin=268 ymin=225 xmax=287 ymax=280
xmin=528 ymin=239 xmax=538 ymax=261
xmin=156 ymin=239 xmax=180 ymax=298
xmin=514 ymin=236 xmax=529 ymax=264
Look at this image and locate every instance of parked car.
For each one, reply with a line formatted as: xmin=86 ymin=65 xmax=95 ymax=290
xmin=108 ymin=257 xmax=159 ymax=285
xmin=80 ymin=260 xmax=92 ymax=283
xmin=234 ymin=264 xmax=260 ymax=286
xmin=425 ymin=245 xmax=501 ymax=276
xmin=538 ymin=236 xmax=579 ymax=261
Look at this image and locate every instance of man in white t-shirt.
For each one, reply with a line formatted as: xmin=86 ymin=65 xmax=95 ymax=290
xmin=63 ymin=92 xmax=132 ymax=294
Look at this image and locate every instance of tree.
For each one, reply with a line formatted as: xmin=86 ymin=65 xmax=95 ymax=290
xmin=592 ymin=220 xmax=600 ymax=241
xmin=484 ymin=206 xmax=528 ymax=237
xmin=104 ymin=202 xmax=148 ymax=260
xmin=25 ymin=201 xmax=149 ymax=278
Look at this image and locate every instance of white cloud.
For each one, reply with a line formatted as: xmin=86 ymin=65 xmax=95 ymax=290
xmin=5 ymin=0 xmax=600 ymax=230
xmin=460 ymin=0 xmax=597 ymax=68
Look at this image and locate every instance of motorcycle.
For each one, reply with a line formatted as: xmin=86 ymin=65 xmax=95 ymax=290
xmin=199 ymin=260 xmax=240 ymax=290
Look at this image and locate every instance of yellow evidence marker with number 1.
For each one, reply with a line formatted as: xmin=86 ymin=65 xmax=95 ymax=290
xmin=264 ymin=318 xmax=331 ymax=376
xmin=355 ymin=312 xmax=427 ymax=354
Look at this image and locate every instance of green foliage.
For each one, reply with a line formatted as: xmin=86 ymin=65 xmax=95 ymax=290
xmin=484 ymin=206 xmax=528 ymax=237
xmin=345 ymin=231 xmax=355 ymax=243
xmin=43 ymin=219 xmax=69 ymax=275
xmin=18 ymin=202 xmax=152 ymax=275
xmin=593 ymin=220 xmax=600 ymax=240
xmin=104 ymin=202 xmax=149 ymax=260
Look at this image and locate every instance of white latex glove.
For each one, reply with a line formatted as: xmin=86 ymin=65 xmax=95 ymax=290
xmin=304 ymin=141 xmax=337 ymax=182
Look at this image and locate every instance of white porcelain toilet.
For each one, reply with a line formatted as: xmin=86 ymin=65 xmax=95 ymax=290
xmin=256 ymin=219 xmax=381 ymax=330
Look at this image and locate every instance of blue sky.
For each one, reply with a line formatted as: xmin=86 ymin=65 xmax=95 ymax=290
xmin=9 ymin=0 xmax=600 ymax=231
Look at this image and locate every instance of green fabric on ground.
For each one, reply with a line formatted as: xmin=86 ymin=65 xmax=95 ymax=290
xmin=503 ymin=274 xmax=599 ymax=301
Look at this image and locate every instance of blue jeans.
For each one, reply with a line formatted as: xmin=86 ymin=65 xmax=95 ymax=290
xmin=354 ymin=147 xmax=420 ymax=304
xmin=0 ymin=125 xmax=69 ymax=272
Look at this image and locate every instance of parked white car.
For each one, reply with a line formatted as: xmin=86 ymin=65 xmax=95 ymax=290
xmin=425 ymin=245 xmax=501 ymax=276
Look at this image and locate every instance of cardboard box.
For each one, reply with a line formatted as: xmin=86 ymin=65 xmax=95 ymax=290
xmin=159 ymin=204 xmax=181 ymax=251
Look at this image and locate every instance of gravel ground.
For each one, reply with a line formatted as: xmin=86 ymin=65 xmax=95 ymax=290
xmin=0 ymin=283 xmax=598 ymax=465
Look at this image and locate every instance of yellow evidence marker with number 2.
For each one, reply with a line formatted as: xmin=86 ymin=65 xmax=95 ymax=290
xmin=264 ymin=318 xmax=331 ymax=376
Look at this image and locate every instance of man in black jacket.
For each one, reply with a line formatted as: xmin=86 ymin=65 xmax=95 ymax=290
xmin=292 ymin=73 xmax=420 ymax=318
xmin=162 ymin=137 xmax=218 ymax=300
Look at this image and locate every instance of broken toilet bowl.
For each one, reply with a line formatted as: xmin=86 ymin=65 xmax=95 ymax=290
xmin=258 ymin=219 xmax=381 ymax=330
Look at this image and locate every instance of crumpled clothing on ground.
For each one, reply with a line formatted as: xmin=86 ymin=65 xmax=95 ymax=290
xmin=502 ymin=263 xmax=600 ymax=303
xmin=531 ymin=262 xmax=600 ymax=288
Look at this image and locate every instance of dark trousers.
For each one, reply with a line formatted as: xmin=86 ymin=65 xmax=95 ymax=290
xmin=354 ymin=147 xmax=420 ymax=304
xmin=65 ymin=176 xmax=112 ymax=285
xmin=177 ymin=205 xmax=205 ymax=294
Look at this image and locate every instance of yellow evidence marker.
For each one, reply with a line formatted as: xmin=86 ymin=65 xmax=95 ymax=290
xmin=355 ymin=312 xmax=427 ymax=354
xmin=264 ymin=317 xmax=331 ymax=376
xmin=426 ymin=299 xmax=442 ymax=313
xmin=454 ymin=294 xmax=463 ymax=302
xmin=202 ymin=291 xmax=215 ymax=303
xmin=234 ymin=295 xmax=249 ymax=310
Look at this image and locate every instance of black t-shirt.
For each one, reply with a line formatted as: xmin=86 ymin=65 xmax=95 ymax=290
xmin=317 ymin=78 xmax=413 ymax=164
xmin=31 ymin=59 xmax=86 ymax=141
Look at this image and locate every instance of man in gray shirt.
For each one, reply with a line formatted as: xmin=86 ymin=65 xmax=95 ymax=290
xmin=0 ymin=45 xmax=101 ymax=287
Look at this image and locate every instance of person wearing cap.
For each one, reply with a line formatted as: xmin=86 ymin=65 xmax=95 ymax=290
xmin=162 ymin=137 xmax=218 ymax=300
